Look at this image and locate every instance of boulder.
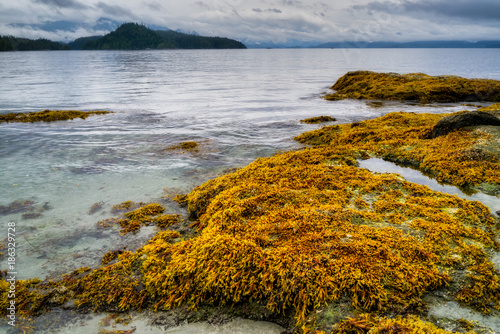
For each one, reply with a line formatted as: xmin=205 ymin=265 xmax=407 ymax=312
xmin=427 ymin=111 xmax=500 ymax=139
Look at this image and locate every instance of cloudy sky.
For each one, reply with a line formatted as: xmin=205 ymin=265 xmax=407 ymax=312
xmin=1 ymin=0 xmax=500 ymax=44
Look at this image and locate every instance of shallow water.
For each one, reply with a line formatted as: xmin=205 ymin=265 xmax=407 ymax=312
xmin=1 ymin=48 xmax=500 ymax=333
xmin=358 ymin=158 xmax=500 ymax=213
xmin=28 ymin=311 xmax=285 ymax=334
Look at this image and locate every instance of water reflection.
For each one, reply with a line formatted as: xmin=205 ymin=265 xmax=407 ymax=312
xmin=358 ymin=158 xmax=500 ymax=213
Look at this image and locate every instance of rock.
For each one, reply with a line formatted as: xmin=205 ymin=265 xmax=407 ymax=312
xmin=427 ymin=111 xmax=500 ymax=139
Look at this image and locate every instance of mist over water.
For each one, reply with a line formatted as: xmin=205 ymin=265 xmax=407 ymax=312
xmin=1 ymin=48 xmax=500 ymax=333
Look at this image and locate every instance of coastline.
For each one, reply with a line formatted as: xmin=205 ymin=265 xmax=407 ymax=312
xmin=1 ymin=71 xmax=500 ymax=333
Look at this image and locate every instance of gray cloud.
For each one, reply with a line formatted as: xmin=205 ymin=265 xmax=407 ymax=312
xmin=353 ymin=0 xmax=500 ymax=22
xmin=31 ymin=0 xmax=88 ymax=10
xmin=95 ymin=2 xmax=134 ymax=19
xmin=3 ymin=0 xmax=500 ymax=45
xmin=142 ymin=1 xmax=163 ymax=11
xmin=252 ymin=8 xmax=282 ymax=13
xmin=279 ymin=0 xmax=302 ymax=6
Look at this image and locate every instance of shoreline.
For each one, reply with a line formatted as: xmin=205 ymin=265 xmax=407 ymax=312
xmin=1 ymin=72 xmax=500 ymax=333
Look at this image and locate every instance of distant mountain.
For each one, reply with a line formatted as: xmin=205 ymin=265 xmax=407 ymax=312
xmin=81 ymin=23 xmax=246 ymax=50
xmin=314 ymin=40 xmax=500 ymax=48
xmin=8 ymin=18 xmax=122 ymax=36
xmin=243 ymin=39 xmax=321 ymax=49
xmin=0 ymin=35 xmax=69 ymax=51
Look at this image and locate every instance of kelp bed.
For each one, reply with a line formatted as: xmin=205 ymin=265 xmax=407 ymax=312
xmin=0 ymin=110 xmax=111 ymax=123
xmin=1 ymin=108 xmax=500 ymax=333
xmin=323 ymin=71 xmax=500 ymax=103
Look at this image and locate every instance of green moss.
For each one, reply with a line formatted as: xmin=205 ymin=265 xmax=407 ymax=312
xmin=0 ymin=109 xmax=111 ymax=123
xmin=324 ymin=71 xmax=500 ymax=102
xmin=300 ymin=116 xmax=336 ymax=124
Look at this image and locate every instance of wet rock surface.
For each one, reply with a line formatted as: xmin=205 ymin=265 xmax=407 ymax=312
xmin=427 ymin=110 xmax=500 ymax=138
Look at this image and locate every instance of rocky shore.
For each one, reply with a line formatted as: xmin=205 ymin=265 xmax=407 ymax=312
xmin=2 ymin=73 xmax=500 ymax=333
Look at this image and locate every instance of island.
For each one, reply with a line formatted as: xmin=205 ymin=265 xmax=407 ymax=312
xmin=0 ymin=22 xmax=246 ymax=51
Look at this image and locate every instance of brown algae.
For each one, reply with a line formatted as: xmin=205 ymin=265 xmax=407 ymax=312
xmin=296 ymin=111 xmax=500 ymax=190
xmin=3 ymin=137 xmax=499 ymax=331
xmin=166 ymin=141 xmax=199 ymax=152
xmin=0 ymin=199 xmax=35 ymax=215
xmin=98 ymin=202 xmax=183 ymax=234
xmin=1 ymin=111 xmax=500 ymax=332
xmin=324 ymin=71 xmax=500 ymax=102
xmin=300 ymin=116 xmax=336 ymax=124
xmin=0 ymin=109 xmax=111 ymax=123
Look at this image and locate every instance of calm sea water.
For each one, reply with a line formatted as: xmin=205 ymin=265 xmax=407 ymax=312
xmin=1 ymin=48 xmax=500 ymax=333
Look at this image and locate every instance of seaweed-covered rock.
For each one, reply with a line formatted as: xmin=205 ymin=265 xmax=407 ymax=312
xmin=0 ymin=109 xmax=111 ymax=123
xmin=300 ymin=116 xmax=336 ymax=124
xmin=427 ymin=110 xmax=500 ymax=138
xmin=2 ymin=112 xmax=500 ymax=333
xmin=295 ymin=111 xmax=500 ymax=188
xmin=324 ymin=71 xmax=500 ymax=102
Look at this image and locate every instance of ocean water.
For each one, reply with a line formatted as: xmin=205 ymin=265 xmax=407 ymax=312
xmin=1 ymin=48 xmax=500 ymax=333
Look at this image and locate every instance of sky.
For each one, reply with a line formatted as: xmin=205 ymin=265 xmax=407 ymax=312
xmin=1 ymin=0 xmax=500 ymax=44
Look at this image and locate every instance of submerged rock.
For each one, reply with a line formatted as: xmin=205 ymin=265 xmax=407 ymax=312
xmin=166 ymin=141 xmax=199 ymax=152
xmin=427 ymin=110 xmax=500 ymax=138
xmin=0 ymin=109 xmax=111 ymax=123
xmin=300 ymin=116 xmax=336 ymax=124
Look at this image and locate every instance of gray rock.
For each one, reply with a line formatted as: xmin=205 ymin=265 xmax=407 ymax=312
xmin=427 ymin=111 xmax=500 ymax=139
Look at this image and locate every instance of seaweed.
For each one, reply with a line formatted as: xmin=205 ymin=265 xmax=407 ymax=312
xmin=329 ymin=314 xmax=458 ymax=334
xmin=324 ymin=71 xmax=500 ymax=102
xmin=295 ymin=111 xmax=500 ymax=189
xmin=300 ymin=116 xmax=336 ymax=124
xmin=0 ymin=109 xmax=111 ymax=123
xmin=166 ymin=141 xmax=199 ymax=152
xmin=0 ymin=200 xmax=35 ymax=215
xmin=22 ymin=212 xmax=43 ymax=220
xmin=1 ymin=111 xmax=499 ymax=333
xmin=156 ymin=214 xmax=182 ymax=228
xmin=89 ymin=201 xmax=105 ymax=215
xmin=111 ymin=201 xmax=144 ymax=215
xmin=99 ymin=202 xmax=170 ymax=234
xmin=101 ymin=250 xmax=125 ymax=265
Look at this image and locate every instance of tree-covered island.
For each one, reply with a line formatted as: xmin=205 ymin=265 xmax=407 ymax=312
xmin=0 ymin=22 xmax=247 ymax=51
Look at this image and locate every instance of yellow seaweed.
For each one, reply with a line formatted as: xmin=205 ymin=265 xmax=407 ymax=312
xmin=0 ymin=110 xmax=111 ymax=123
xmin=324 ymin=71 xmax=500 ymax=102
xmin=1 ymin=111 xmax=499 ymax=333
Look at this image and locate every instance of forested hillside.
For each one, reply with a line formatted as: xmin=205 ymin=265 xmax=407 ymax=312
xmin=0 ymin=36 xmax=69 ymax=51
xmin=82 ymin=23 xmax=246 ymax=50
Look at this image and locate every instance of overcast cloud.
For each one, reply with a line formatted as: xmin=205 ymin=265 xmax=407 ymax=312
xmin=1 ymin=0 xmax=499 ymax=43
